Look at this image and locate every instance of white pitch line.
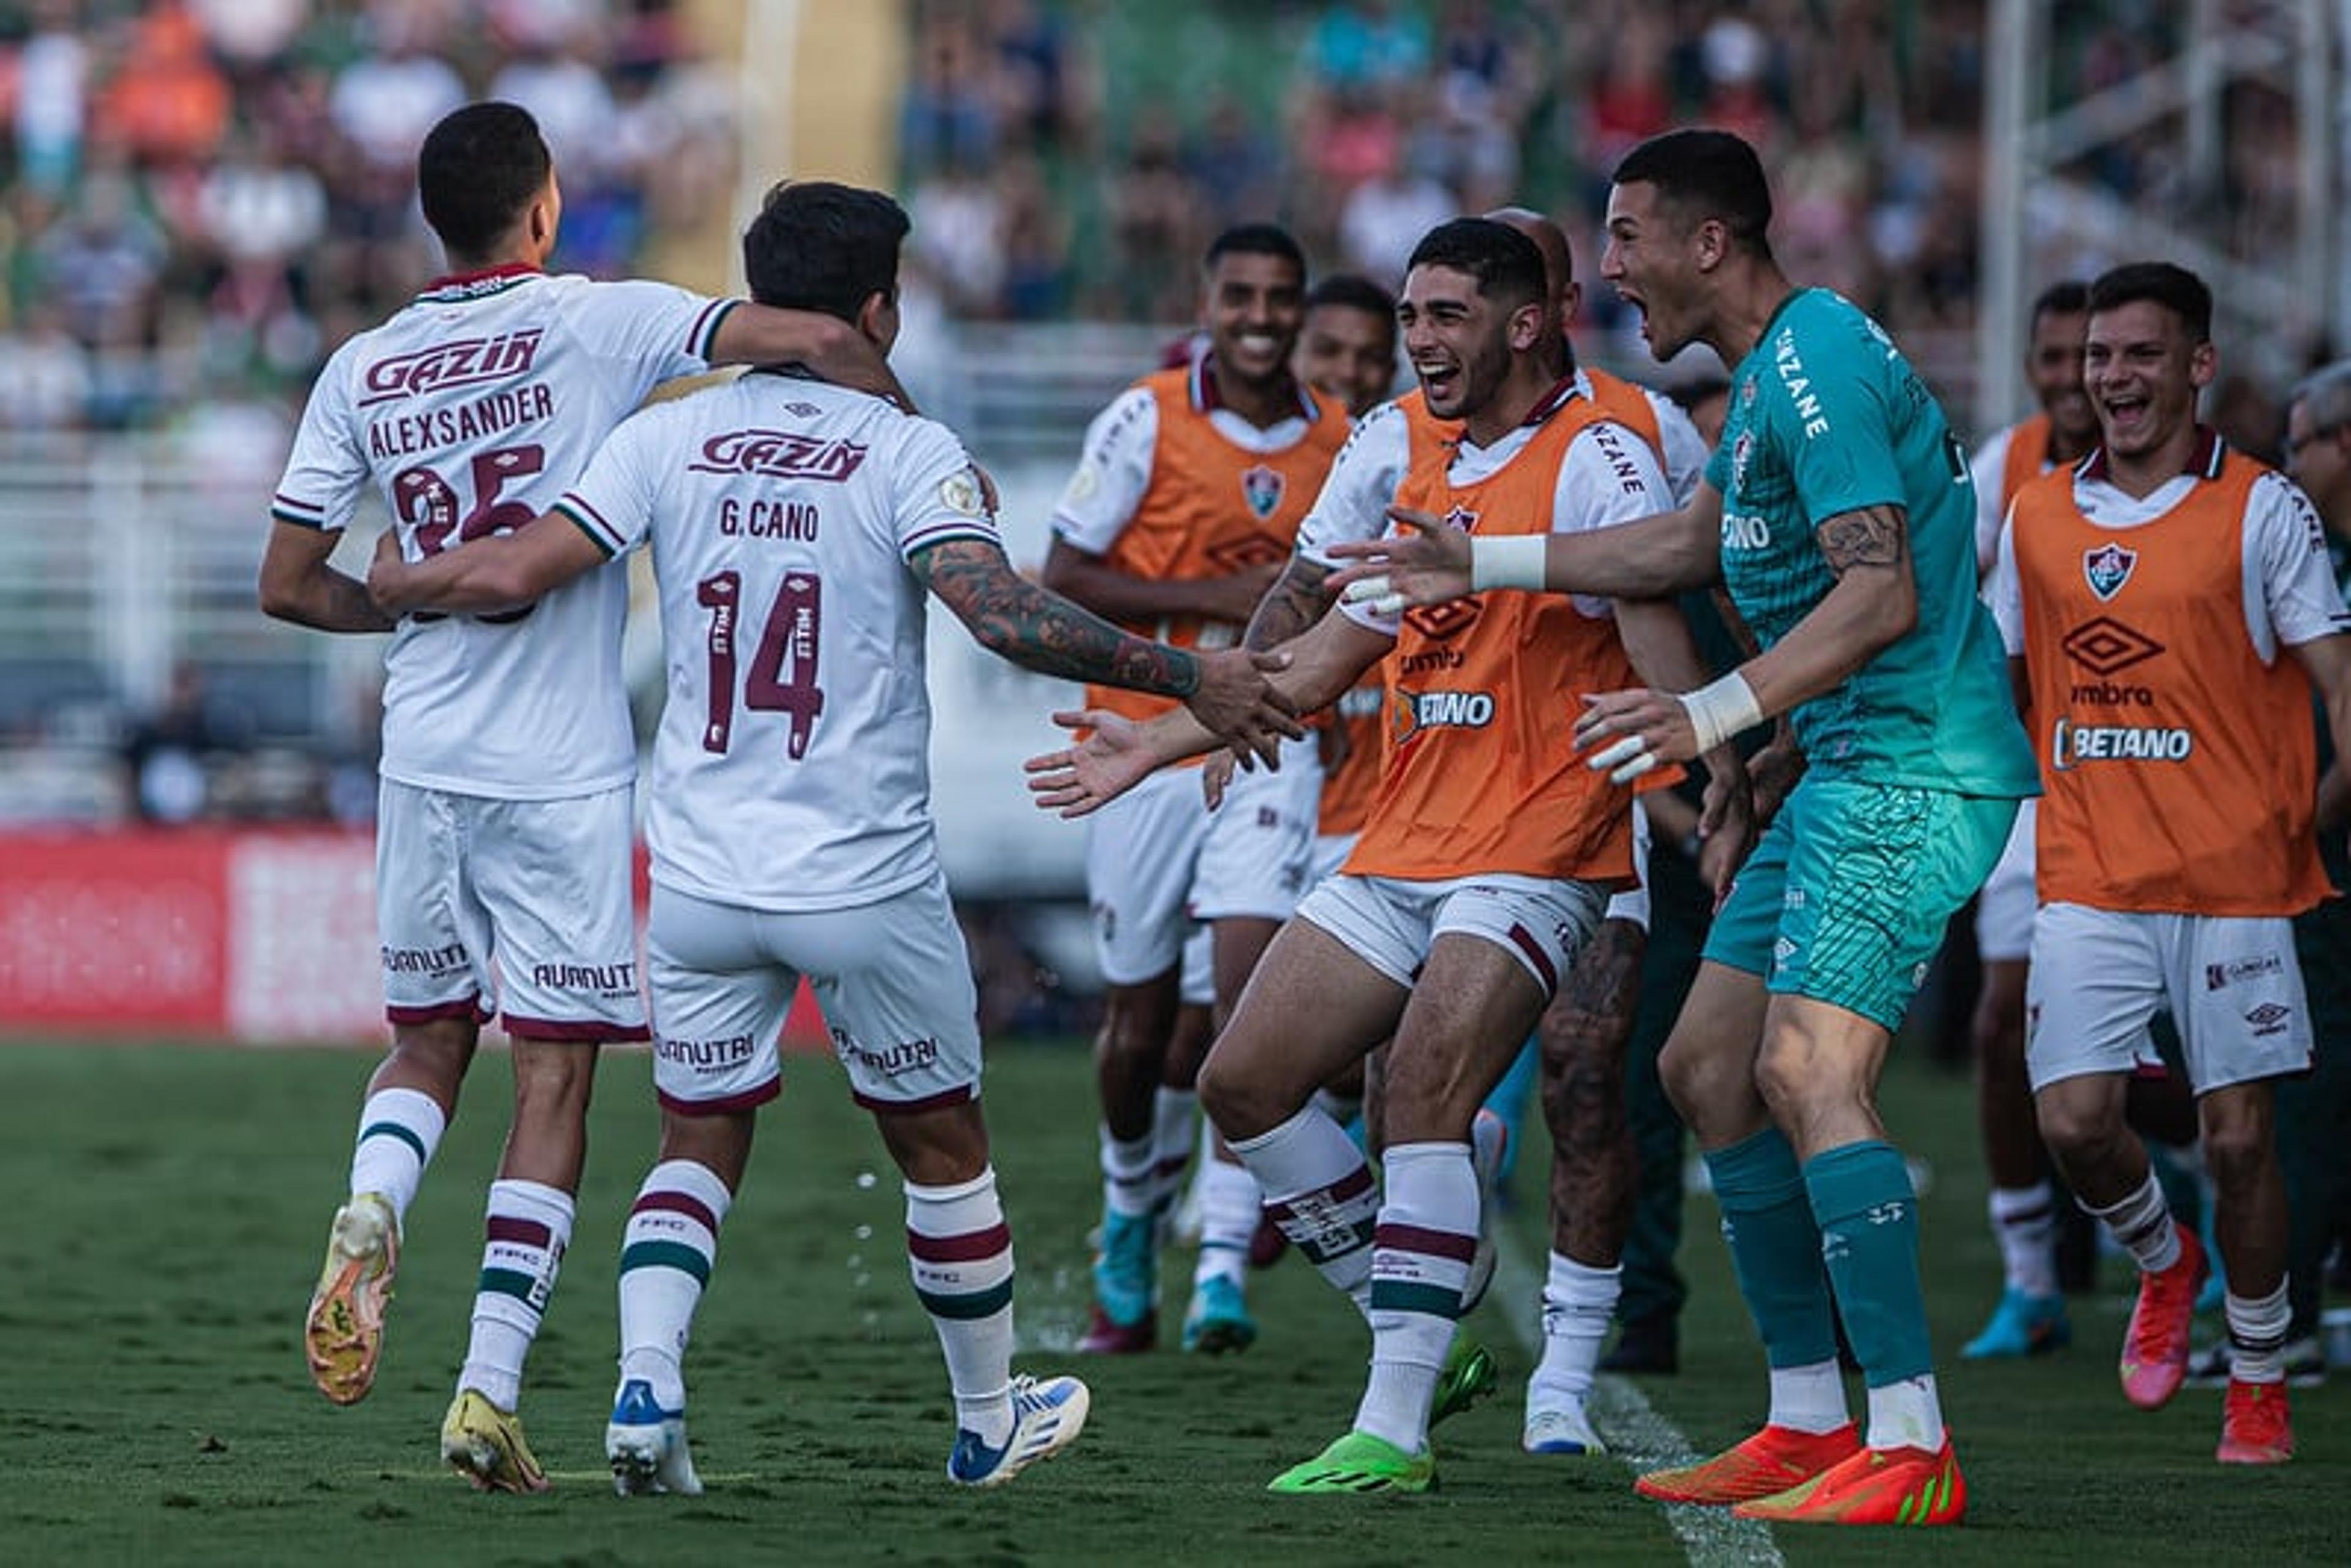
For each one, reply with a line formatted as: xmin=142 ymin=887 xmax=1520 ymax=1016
xmin=1488 ymin=1228 xmax=1785 ymax=1568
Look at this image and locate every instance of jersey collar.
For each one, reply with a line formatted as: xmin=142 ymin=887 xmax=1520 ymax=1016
xmin=2076 ymin=424 xmax=2227 ymax=485
xmin=415 ymin=262 xmax=544 ymax=303
xmin=1193 ymin=352 xmax=1318 ymax=422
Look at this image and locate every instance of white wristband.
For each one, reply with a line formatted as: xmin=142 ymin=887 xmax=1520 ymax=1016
xmin=1469 ymin=534 xmax=1549 ymax=592
xmin=1678 ymin=671 xmax=1764 ymax=754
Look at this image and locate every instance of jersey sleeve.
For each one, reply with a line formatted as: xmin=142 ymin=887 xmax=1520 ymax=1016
xmin=1646 ymin=389 xmax=1712 ymax=506
xmin=1556 ymin=419 xmax=1677 ymax=620
xmin=553 ymin=407 xmax=663 ymax=558
xmin=271 ymin=340 xmax=369 ymax=533
xmin=893 ymin=418 xmax=1005 ymax=562
xmin=1968 ymin=428 xmax=2014 ymax=576
xmin=1775 ymin=316 xmax=1908 ymax=528
xmin=576 ymin=276 xmax=738 ymax=389
xmin=1985 ymin=512 xmax=2025 ymax=656
xmin=1049 ymin=387 xmax=1158 ymax=555
xmin=1297 ymin=402 xmax=1412 ymax=567
xmin=2244 ymin=469 xmax=2351 ymax=656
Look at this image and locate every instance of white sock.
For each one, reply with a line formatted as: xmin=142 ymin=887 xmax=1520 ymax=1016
xmin=907 ymin=1168 xmax=1018 ymax=1446
xmin=1987 ymin=1182 xmax=2058 ymax=1298
xmin=1229 ymin=1104 xmax=1380 ymax=1313
xmin=2087 ymin=1170 xmax=2181 ymax=1274
xmin=2225 ymin=1283 xmax=2292 ymax=1384
xmin=617 ymin=1159 xmax=733 ymax=1411
xmin=1151 ymin=1087 xmax=1199 ymax=1210
xmin=348 ymin=1087 xmax=445 ymax=1223
xmin=1099 ymin=1123 xmax=1158 ymax=1218
xmin=1354 ymin=1142 xmax=1477 ymax=1454
xmin=460 ymin=1178 xmax=574 ymax=1411
xmin=1530 ymin=1252 xmax=1621 ymax=1404
xmin=1765 ymin=1358 xmax=1850 ymax=1435
xmin=1193 ymin=1152 xmax=1261 ymax=1289
xmin=1864 ymin=1373 xmax=1944 ymax=1451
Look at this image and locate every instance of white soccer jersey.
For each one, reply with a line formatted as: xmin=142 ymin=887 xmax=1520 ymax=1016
xmin=272 ymin=266 xmax=736 ymax=798
xmin=559 ymin=372 xmax=1003 ymax=912
xmin=1295 ymin=370 xmax=1702 ymax=568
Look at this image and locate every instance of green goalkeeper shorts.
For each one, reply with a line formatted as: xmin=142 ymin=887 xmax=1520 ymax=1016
xmin=1704 ymin=777 xmax=2018 ymax=1031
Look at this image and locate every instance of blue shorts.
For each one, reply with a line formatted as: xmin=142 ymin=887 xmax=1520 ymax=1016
xmin=1704 ymin=778 xmax=2017 ymax=1030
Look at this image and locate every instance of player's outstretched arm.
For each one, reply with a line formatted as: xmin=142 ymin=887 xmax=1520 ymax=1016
xmin=1569 ymin=502 xmax=1916 ymax=782
xmin=1040 ymin=538 xmax=1281 ymax=628
xmin=259 ymin=520 xmax=397 ymax=633
xmin=705 ymin=306 xmax=913 ymax=407
xmin=1242 ymin=551 xmax=1338 ymax=651
xmin=913 ymin=536 xmax=1302 ymax=765
xmin=1326 ymin=484 xmax=1725 ymax=614
xmin=366 ymin=511 xmax=606 ymax=617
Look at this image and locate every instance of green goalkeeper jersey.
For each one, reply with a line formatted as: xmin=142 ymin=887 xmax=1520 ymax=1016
xmin=1706 ymin=287 xmax=2038 ymax=796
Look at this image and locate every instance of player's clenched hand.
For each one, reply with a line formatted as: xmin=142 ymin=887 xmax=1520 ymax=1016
xmin=1573 ymin=687 xmax=1698 ymax=783
xmin=1024 ymin=710 xmax=1157 ymax=819
xmin=1324 ymin=508 xmax=1475 ymax=616
xmin=365 ymin=528 xmax=415 ymax=613
xmin=1184 ymin=648 xmax=1300 ymax=768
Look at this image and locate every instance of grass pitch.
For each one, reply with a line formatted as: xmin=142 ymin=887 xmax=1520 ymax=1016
xmin=0 ymin=1036 xmax=2344 ymax=1565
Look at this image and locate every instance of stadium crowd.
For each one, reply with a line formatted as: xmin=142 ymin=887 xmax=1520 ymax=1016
xmin=0 ymin=0 xmax=729 ymax=433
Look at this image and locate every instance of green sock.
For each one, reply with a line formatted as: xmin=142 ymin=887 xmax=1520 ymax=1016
xmin=1705 ymin=1127 xmax=1838 ymax=1369
xmin=1805 ymin=1139 xmax=1933 ymax=1386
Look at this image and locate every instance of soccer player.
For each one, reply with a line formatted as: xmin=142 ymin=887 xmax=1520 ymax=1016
xmin=1986 ymin=263 xmax=2351 ymax=1465
xmin=1238 ymin=206 xmax=1717 ymax=1457
xmin=1042 ymin=225 xmax=1351 ymax=1354
xmin=366 ymin=179 xmax=1302 ymax=1493
xmin=1959 ymin=279 xmax=2097 ymax=1360
xmin=1328 ymin=129 xmax=2040 ymax=1525
xmin=259 ymin=101 xmax=913 ymax=1491
xmin=1029 ymin=216 xmax=1742 ymax=1493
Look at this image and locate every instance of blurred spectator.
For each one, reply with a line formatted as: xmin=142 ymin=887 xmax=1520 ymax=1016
xmin=98 ymin=2 xmax=231 ymax=170
xmin=119 ymin=660 xmax=250 ymax=824
xmin=1335 ymin=145 xmax=1456 ymax=291
xmin=0 ymin=300 xmax=91 ymax=428
xmin=11 ymin=0 xmax=88 ymax=198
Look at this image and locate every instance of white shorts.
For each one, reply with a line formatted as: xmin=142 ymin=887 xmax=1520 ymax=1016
xmin=1601 ymin=800 xmax=1652 ymax=931
xmin=1179 ymin=922 xmax=1213 ymax=1007
xmin=1086 ymin=735 xmax=1322 ymax=985
xmin=645 ymin=871 xmax=983 ymax=1115
xmin=1973 ymin=798 xmax=2038 ymax=962
xmin=375 ymin=778 xmax=647 ymax=1040
xmin=2025 ymin=902 xmax=2314 ymax=1093
xmin=1294 ymin=871 xmax=1605 ymax=997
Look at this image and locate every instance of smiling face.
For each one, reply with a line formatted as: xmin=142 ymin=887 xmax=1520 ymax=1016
xmin=1398 ymin=261 xmax=1524 ymax=426
xmin=2026 ymin=306 xmax=2096 ymax=453
xmin=1201 ymin=249 xmax=1307 ymax=392
xmin=1600 ymin=179 xmax=1704 ymax=362
xmin=1294 ymin=301 xmax=1398 ymax=418
xmin=2083 ymin=298 xmax=2214 ymax=476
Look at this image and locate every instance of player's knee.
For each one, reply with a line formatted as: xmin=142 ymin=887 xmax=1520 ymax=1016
xmin=2033 ymin=1085 xmax=2121 ymax=1168
xmin=2197 ymin=1108 xmax=2274 ymax=1195
xmin=1197 ymin=1049 xmax=1281 ymax=1143
xmin=510 ymin=1040 xmax=598 ymax=1112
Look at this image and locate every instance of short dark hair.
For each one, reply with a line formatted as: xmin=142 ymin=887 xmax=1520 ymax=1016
xmin=1204 ymin=222 xmax=1307 ymax=277
xmin=1611 ymin=129 xmax=1774 ymax=255
xmin=1305 ymin=272 xmax=1397 ymax=324
xmin=1404 ymin=218 xmax=1546 ymax=312
xmin=2029 ymin=279 xmax=2090 ymax=326
xmin=418 ymin=102 xmax=552 ymax=260
xmin=742 ymin=181 xmax=910 ymax=322
xmin=2087 ymin=261 xmax=2212 ymax=342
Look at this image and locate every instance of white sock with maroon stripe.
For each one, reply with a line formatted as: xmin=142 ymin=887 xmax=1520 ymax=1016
xmin=1356 ymin=1141 xmax=1478 ymax=1454
xmin=1229 ymin=1104 xmax=1381 ymax=1311
xmin=617 ymin=1159 xmax=733 ymax=1411
xmin=459 ymin=1179 xmax=573 ymax=1411
xmin=347 ymin=1087 xmax=444 ymax=1223
xmin=907 ymin=1168 xmax=1017 ymax=1447
xmin=1193 ymin=1152 xmax=1261 ymax=1289
xmin=1989 ymin=1182 xmax=2059 ymax=1297
xmin=1099 ymin=1124 xmax=1158 ymax=1218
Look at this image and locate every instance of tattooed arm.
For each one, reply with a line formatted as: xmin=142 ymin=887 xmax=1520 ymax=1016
xmin=1241 ymin=552 xmax=1337 ymax=651
xmin=1725 ymin=502 xmax=1917 ymax=719
xmin=912 ymin=537 xmax=1300 ymax=760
